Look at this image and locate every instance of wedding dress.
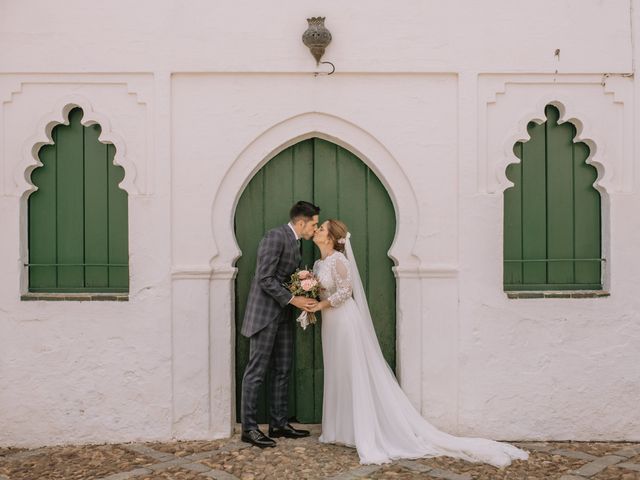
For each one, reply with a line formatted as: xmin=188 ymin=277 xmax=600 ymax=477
xmin=312 ymin=236 xmax=529 ymax=467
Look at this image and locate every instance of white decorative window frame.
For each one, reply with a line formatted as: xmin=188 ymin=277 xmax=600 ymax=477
xmin=0 ymin=74 xmax=153 ymax=296
xmin=478 ymin=74 xmax=633 ymax=293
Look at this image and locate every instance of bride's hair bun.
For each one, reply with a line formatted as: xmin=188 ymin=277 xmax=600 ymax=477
xmin=326 ymin=219 xmax=349 ymax=253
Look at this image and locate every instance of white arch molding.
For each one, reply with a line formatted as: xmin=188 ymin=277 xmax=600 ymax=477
xmin=207 ymin=112 xmax=425 ymax=437
xmin=210 ymin=112 xmax=421 ymax=270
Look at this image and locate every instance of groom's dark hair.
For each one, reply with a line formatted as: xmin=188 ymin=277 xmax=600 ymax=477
xmin=290 ymin=201 xmax=320 ymax=221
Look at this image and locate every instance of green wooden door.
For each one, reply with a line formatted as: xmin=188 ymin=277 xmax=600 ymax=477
xmin=235 ymin=138 xmax=396 ymax=423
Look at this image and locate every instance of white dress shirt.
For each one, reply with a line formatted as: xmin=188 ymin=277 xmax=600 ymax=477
xmin=287 ymin=222 xmax=300 ymax=303
xmin=287 ymin=222 xmax=300 ymax=240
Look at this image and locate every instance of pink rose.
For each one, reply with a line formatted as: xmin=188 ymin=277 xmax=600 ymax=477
xmin=298 ymin=270 xmax=311 ymax=280
xmin=301 ymin=279 xmax=315 ymax=291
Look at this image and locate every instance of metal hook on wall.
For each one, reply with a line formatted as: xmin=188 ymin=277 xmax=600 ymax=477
xmin=321 ymin=61 xmax=335 ymax=74
xmin=314 ymin=61 xmax=336 ymax=77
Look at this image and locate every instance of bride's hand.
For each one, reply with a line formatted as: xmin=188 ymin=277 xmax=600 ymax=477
xmin=309 ymin=300 xmax=330 ymax=312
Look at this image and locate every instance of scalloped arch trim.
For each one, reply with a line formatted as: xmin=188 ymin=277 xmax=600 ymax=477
xmin=16 ymin=94 xmax=139 ymax=197
xmin=497 ymin=97 xmax=609 ymax=195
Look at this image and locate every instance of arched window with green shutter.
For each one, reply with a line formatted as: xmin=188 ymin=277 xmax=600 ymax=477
xmin=504 ymin=105 xmax=602 ymax=291
xmin=28 ymin=107 xmax=129 ymax=293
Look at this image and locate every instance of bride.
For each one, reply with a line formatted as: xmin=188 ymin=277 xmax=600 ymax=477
xmin=308 ymin=219 xmax=529 ymax=467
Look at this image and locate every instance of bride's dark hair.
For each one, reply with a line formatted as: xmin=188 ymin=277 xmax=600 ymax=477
xmin=326 ymin=219 xmax=349 ymax=253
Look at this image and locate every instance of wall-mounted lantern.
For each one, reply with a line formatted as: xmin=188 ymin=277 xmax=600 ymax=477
xmin=302 ymin=17 xmax=332 ymax=65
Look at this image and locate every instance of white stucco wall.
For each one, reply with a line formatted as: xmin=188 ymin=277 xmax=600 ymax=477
xmin=1 ymin=0 xmax=639 ymax=447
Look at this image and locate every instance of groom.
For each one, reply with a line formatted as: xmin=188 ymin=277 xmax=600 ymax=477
xmin=240 ymin=200 xmax=320 ymax=448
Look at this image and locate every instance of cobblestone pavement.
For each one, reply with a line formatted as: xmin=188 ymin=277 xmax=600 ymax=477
xmin=2 ymin=425 xmax=640 ymax=480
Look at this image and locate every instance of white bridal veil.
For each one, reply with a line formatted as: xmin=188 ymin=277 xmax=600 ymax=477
xmin=339 ymin=232 xmax=529 ymax=467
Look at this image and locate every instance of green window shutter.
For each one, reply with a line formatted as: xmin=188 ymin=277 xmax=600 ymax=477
xmin=28 ymin=107 xmax=129 ymax=293
xmin=504 ymin=105 xmax=602 ymax=291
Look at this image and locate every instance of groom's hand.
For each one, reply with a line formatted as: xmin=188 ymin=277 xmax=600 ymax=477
xmin=290 ymin=296 xmax=318 ymax=312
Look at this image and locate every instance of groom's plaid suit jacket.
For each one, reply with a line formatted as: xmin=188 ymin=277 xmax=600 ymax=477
xmin=240 ymin=224 xmax=301 ymax=338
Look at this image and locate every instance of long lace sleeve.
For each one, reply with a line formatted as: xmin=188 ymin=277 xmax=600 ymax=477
xmin=327 ymin=254 xmax=353 ymax=307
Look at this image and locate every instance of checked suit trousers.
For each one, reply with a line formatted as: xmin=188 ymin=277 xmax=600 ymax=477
xmin=240 ymin=308 xmax=294 ymax=431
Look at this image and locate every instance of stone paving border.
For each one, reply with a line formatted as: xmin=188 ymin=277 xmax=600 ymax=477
xmin=101 ymin=442 xmax=482 ymax=480
xmin=423 ymin=468 xmax=472 ymax=480
xmin=96 ymin=441 xmax=252 ymax=480
xmin=98 ymin=469 xmax=154 ymax=480
xmin=94 ymin=441 xmax=250 ymax=480
xmin=553 ymin=444 xmax=640 ymax=480
xmin=4 ymin=439 xmax=640 ymax=480
xmin=324 ymin=459 xmax=476 ymax=480
xmin=619 ymin=462 xmax=640 ymax=472
xmin=569 ymin=454 xmax=627 ymax=477
xmin=324 ymin=464 xmax=380 ymax=479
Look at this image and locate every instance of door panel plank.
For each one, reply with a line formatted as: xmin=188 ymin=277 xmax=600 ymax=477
xmin=84 ymin=124 xmax=109 ymax=288
xmin=521 ymin=120 xmax=547 ymax=285
xmin=290 ymin=141 xmax=316 ymax=422
xmin=29 ymin=142 xmax=58 ymax=289
xmin=546 ymin=107 xmax=575 ymax=284
xmin=573 ymin=142 xmax=601 ymax=284
xmin=366 ymin=169 xmax=396 ymax=370
xmin=56 ymin=108 xmax=85 ymax=288
xmin=504 ymin=144 xmax=523 ymax=287
xmin=235 ymin=169 xmax=265 ymax=424
xmin=107 ymin=144 xmax=128 ymax=289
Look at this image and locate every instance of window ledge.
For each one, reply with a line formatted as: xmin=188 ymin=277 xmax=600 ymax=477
xmin=506 ymin=291 xmax=610 ymax=299
xmin=21 ymin=293 xmax=129 ymax=302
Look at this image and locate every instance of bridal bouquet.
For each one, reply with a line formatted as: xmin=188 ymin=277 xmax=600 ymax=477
xmin=285 ymin=268 xmax=322 ymax=330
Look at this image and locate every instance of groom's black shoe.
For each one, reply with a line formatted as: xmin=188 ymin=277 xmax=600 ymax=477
xmin=241 ymin=429 xmax=276 ymax=448
xmin=268 ymin=423 xmax=310 ymax=439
